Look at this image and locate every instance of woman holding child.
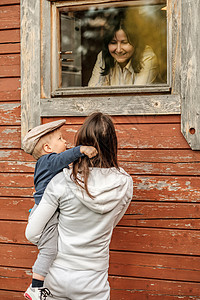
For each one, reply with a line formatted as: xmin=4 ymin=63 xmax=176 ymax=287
xmin=25 ymin=112 xmax=133 ymax=300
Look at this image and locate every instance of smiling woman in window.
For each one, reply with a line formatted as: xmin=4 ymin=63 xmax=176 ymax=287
xmin=88 ymin=10 xmax=159 ymax=87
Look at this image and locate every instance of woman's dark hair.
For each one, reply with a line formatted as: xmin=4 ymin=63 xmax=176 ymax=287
xmin=71 ymin=112 xmax=119 ymax=197
xmin=101 ymin=9 xmax=145 ymax=76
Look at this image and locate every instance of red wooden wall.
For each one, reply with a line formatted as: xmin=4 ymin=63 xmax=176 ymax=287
xmin=1 ymin=1 xmax=200 ymax=299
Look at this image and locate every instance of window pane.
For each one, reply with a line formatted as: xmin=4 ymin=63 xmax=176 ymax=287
xmin=59 ymin=1 xmax=167 ymax=88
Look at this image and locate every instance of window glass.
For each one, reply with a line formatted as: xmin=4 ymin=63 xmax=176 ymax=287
xmin=59 ymin=1 xmax=167 ymax=88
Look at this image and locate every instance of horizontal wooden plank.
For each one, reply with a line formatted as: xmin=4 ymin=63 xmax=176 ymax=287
xmin=0 ymin=272 xmax=200 ymax=300
xmin=2 ymin=147 xmax=200 ymax=172
xmin=0 ymin=186 xmax=34 ymax=197
xmin=69 ymin=123 xmax=188 ymax=149
xmin=1 ymin=172 xmax=200 ymax=203
xmin=125 ymin=201 xmax=200 ymax=219
xmin=60 ymin=123 xmax=189 ymax=149
xmin=0 ymin=54 xmax=19 ymax=66
xmin=0 ymin=77 xmax=20 ymax=92
xmin=0 ymin=197 xmax=33 ymax=220
xmin=115 ymin=124 xmax=188 ymax=149
xmin=0 ymin=54 xmax=20 ymax=77
xmin=0 ymin=102 xmax=20 ymax=124
xmin=41 ymin=94 xmax=181 ymax=116
xmin=0 ymin=29 xmax=20 ymax=43
xmin=109 ymin=276 xmax=200 ymax=299
xmin=0 ymin=266 xmax=31 ymax=292
xmin=43 ymin=115 xmax=181 ymax=125
xmin=0 ymin=78 xmax=20 ymax=101
xmin=0 ymin=5 xmax=19 ymax=29
xmin=2 ymin=196 xmax=200 ymax=226
xmin=121 ymin=161 xmax=200 ymax=176
xmin=1 ymin=173 xmax=200 ymax=202
xmin=1 ymin=243 xmax=200 ymax=283
xmin=0 ymin=221 xmax=27 ymax=244
xmin=132 ymin=175 xmax=200 ymax=202
xmin=0 ymin=126 xmax=21 ymax=148
xmin=0 ymin=161 xmax=35 ymax=173
xmin=120 ymin=202 xmax=200 ymax=228
xmin=0 ymin=0 xmax=20 ymax=5
xmin=1 ymin=221 xmax=200 ymax=255
xmin=0 ymin=63 xmax=19 ymax=77
xmin=0 ymin=290 xmax=23 ymax=300
xmin=2 ymin=159 xmax=200 ymax=176
xmin=0 ymin=89 xmax=20 ymax=101
xmin=0 ymin=66 xmax=19 ymax=78
xmin=0 ymin=123 xmax=189 ymax=149
xmin=0 ymin=244 xmax=37 ymax=268
xmin=1 ymin=266 xmax=200 ymax=298
xmin=4 ymin=158 xmax=200 ymax=177
xmin=2 ymin=148 xmax=199 ymax=164
xmin=1 ymin=196 xmax=200 ymax=229
xmin=0 ymin=173 xmax=33 ymax=187
xmin=111 ymin=290 xmax=189 ymax=300
xmin=0 ymin=43 xmax=20 ymax=54
xmin=122 ymin=218 xmax=200 ymax=230
xmin=109 ymin=251 xmax=200 ymax=282
xmin=0 ymin=149 xmax=34 ymax=161
xmin=110 ymin=227 xmax=200 ymax=255
xmin=121 ymin=202 xmax=200 ymax=228
xmin=119 ymin=149 xmax=200 ymax=162
xmin=0 ymin=174 xmax=34 ymax=197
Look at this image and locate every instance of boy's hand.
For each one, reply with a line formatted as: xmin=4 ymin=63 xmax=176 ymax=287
xmin=80 ymin=146 xmax=98 ymax=158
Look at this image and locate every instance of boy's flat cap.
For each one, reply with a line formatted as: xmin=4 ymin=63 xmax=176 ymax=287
xmin=22 ymin=119 xmax=66 ymax=154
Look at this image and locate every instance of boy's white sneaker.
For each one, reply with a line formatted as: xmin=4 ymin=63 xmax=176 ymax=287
xmin=24 ymin=285 xmax=52 ymax=300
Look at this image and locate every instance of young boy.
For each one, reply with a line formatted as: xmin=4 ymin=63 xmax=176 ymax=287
xmin=22 ymin=119 xmax=97 ymax=300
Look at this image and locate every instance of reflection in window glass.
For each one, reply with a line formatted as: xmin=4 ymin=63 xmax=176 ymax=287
xmin=60 ymin=2 xmax=167 ymax=88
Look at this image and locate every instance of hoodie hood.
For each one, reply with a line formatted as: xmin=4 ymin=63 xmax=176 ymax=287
xmin=63 ymin=167 xmax=133 ymax=214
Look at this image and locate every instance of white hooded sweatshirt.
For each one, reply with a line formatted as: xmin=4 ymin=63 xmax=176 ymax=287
xmin=26 ymin=167 xmax=133 ymax=271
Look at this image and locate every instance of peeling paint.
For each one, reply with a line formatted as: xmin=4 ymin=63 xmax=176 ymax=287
xmin=0 ymin=150 xmax=12 ymax=158
xmin=65 ymin=129 xmax=77 ymax=133
xmin=25 ymin=270 xmax=33 ymax=276
xmin=2 ymin=128 xmax=18 ymax=134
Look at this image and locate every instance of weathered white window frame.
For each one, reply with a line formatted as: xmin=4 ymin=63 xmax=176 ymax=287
xmin=52 ymin=0 xmax=169 ymax=92
xmin=21 ymin=0 xmax=199 ymax=149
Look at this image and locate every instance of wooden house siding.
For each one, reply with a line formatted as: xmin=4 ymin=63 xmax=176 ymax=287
xmin=1 ymin=1 xmax=200 ymax=299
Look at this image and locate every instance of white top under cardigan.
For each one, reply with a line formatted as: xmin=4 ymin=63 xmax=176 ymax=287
xmin=25 ymin=167 xmax=133 ymax=271
xmin=88 ymin=45 xmax=158 ymax=87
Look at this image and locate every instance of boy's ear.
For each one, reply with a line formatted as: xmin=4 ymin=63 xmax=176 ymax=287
xmin=43 ymin=143 xmax=52 ymax=153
